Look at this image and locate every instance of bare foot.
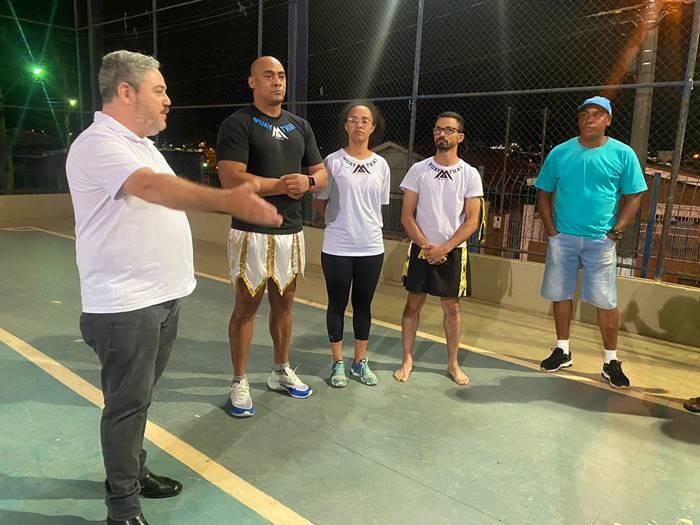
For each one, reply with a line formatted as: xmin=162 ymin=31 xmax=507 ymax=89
xmin=393 ymin=359 xmax=413 ymax=382
xmin=448 ymin=366 xmax=470 ymax=385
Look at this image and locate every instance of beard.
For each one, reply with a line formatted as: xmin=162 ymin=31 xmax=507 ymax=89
xmin=134 ymin=105 xmax=166 ymax=137
xmin=435 ymin=140 xmax=451 ymax=151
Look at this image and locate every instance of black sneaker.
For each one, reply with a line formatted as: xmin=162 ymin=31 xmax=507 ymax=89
xmin=602 ymin=360 xmax=630 ymax=388
xmin=540 ymin=347 xmax=573 ymax=372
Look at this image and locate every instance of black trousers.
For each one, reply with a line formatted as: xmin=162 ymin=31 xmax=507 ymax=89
xmin=80 ymin=299 xmax=181 ymax=520
xmin=321 ymin=252 xmax=383 ymax=343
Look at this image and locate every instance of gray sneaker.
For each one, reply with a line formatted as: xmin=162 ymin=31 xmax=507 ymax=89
xmin=266 ymin=366 xmax=313 ymax=398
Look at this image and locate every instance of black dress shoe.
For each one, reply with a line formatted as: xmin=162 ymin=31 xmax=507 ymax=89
xmin=684 ymin=396 xmax=700 ymax=413
xmin=138 ymin=472 xmax=183 ymax=498
xmin=107 ymin=513 xmax=149 ymax=524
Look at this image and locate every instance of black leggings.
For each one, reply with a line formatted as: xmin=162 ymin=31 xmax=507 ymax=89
xmin=321 ymin=252 xmax=384 ymax=343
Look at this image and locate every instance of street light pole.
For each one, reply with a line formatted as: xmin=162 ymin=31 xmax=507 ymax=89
xmin=0 ymin=85 xmax=13 ymax=194
xmin=629 ymin=0 xmax=660 ymax=169
xmin=654 ymin=0 xmax=700 ymax=280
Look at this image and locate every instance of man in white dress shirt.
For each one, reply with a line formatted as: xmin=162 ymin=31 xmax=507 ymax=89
xmin=66 ymin=50 xmax=281 ymax=525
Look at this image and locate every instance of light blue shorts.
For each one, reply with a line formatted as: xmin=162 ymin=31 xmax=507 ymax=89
xmin=541 ymin=232 xmax=618 ymax=310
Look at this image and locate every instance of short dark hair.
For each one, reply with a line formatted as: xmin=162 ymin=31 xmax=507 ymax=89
xmin=435 ymin=111 xmax=464 ymax=131
xmin=340 ymin=100 xmax=385 ymax=148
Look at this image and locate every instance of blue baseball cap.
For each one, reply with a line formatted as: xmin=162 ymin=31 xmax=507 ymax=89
xmin=578 ymin=96 xmax=612 ymax=116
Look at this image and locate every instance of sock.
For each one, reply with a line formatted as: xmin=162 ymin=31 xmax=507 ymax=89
xmin=274 ymin=362 xmax=290 ymax=372
xmin=232 ymin=374 xmax=247 ymax=384
xmin=556 ymin=340 xmax=570 ymax=354
xmin=604 ymin=349 xmax=617 ymax=364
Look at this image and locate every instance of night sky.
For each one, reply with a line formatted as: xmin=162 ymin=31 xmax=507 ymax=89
xmin=1 ymin=0 xmax=698 ymax=162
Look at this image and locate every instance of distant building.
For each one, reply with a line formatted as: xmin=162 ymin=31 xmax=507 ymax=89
xmin=372 ymin=141 xmax=424 ymax=194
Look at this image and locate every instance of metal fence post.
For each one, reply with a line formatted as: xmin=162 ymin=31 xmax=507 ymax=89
xmin=640 ymin=171 xmax=661 ymax=278
xmin=72 ymin=0 xmax=85 ymax=129
xmin=0 ymin=85 xmax=13 ymax=194
xmin=406 ymin=0 xmax=424 ymax=172
xmin=629 ymin=0 xmax=659 ymax=172
xmin=287 ymin=0 xmax=308 ymax=119
xmin=151 ymin=0 xmax=159 ymax=147
xmin=654 ymin=0 xmax=700 ymax=281
xmin=499 ymin=105 xmax=512 ymax=216
xmin=86 ymin=0 xmax=97 ymax=112
xmin=539 ymin=107 xmax=549 ymax=166
xmin=258 ymin=0 xmax=263 ymax=57
xmin=152 ymin=0 xmax=158 ymax=58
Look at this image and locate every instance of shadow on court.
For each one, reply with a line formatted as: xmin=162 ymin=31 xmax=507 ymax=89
xmin=0 ymin=473 xmax=103 ymax=500
xmin=0 ymin=510 xmax=103 ymax=524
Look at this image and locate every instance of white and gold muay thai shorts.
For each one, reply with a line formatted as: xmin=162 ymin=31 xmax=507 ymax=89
xmin=227 ymin=228 xmax=305 ymax=295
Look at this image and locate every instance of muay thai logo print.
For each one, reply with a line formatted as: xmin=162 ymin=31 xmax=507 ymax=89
xmin=428 ymin=160 xmax=458 ymax=181
xmin=352 ymin=164 xmax=371 ymax=174
xmin=253 ymin=117 xmax=297 ymax=141
xmin=271 ymin=127 xmax=288 ymax=140
xmin=342 ymin=155 xmax=379 ymax=174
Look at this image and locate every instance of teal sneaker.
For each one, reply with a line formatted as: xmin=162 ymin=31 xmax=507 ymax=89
xmin=330 ymin=360 xmax=348 ymax=388
xmin=350 ymin=358 xmax=378 ymax=386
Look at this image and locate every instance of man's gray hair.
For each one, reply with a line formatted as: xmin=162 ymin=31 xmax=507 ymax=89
xmin=98 ymin=50 xmax=160 ymax=103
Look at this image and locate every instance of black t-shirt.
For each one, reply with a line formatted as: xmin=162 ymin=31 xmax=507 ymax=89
xmin=216 ymin=105 xmax=323 ymax=234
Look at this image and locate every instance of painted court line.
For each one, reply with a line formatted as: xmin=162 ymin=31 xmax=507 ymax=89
xmin=13 ymin=227 xmax=688 ymax=409
xmin=25 ymin=226 xmax=77 ymax=241
xmin=0 ymin=327 xmax=312 ymax=525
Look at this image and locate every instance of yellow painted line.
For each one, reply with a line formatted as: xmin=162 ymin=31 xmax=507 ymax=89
xmin=0 ymin=226 xmax=37 ymax=231
xmin=0 ymin=327 xmax=105 ymax=407
xmin=195 ymin=270 xmax=229 ymax=284
xmin=27 ymin=226 xmax=77 ymax=241
xmin=0 ymin=327 xmax=312 ymax=525
xmin=13 ymin=226 xmax=689 ymax=412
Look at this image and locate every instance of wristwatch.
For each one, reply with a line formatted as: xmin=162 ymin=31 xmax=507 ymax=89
xmin=608 ymin=228 xmax=623 ymax=241
xmin=308 ymin=175 xmax=316 ymax=188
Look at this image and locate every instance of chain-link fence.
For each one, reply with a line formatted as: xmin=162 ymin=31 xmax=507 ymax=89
xmin=2 ymin=0 xmax=699 ymax=286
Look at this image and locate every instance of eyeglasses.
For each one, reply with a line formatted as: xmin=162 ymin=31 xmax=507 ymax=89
xmin=432 ymin=126 xmax=463 ymax=136
xmin=347 ymin=116 xmax=372 ymax=125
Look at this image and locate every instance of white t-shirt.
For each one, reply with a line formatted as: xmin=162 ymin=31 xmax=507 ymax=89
xmin=66 ymin=112 xmax=196 ymax=313
xmin=400 ymin=157 xmax=484 ymax=247
xmin=315 ymin=149 xmax=390 ymax=256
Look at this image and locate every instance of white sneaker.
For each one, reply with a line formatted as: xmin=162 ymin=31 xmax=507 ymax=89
xmin=229 ymin=377 xmax=255 ymax=417
xmin=266 ymin=366 xmax=313 ymax=399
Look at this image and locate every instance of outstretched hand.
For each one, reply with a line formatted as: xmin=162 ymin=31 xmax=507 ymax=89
xmin=226 ymin=182 xmax=282 ymax=227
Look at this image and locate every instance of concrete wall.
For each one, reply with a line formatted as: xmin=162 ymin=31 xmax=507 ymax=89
xmin=2 ymin=197 xmax=696 ymax=348
xmin=0 ymin=194 xmax=74 ymax=221
xmin=466 ymin=252 xmax=700 ymax=348
xmin=314 ymin=228 xmax=698 ymax=349
xmin=186 ymin=211 xmax=699 ymax=348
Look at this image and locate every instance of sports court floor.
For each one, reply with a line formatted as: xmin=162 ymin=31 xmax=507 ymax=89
xmin=0 ymin=219 xmax=698 ymax=525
